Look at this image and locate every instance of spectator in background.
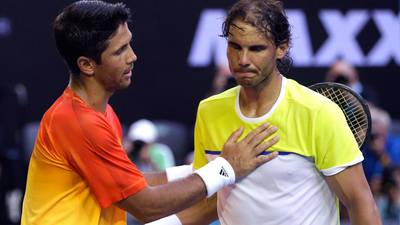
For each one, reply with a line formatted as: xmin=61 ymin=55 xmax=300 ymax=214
xmin=387 ymin=122 xmax=400 ymax=167
xmin=125 ymin=119 xmax=175 ymax=172
xmin=0 ymin=84 xmax=28 ymax=225
xmin=326 ymin=59 xmax=379 ymax=106
xmin=363 ymin=106 xmax=392 ymax=199
xmin=377 ymin=166 xmax=400 ymax=224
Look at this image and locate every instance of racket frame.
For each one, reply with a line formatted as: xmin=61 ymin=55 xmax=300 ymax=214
xmin=309 ymin=82 xmax=372 ymax=149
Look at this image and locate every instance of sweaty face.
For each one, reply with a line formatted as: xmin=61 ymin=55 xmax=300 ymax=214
xmin=94 ymin=22 xmax=137 ymax=92
xmin=227 ymin=20 xmax=282 ymax=88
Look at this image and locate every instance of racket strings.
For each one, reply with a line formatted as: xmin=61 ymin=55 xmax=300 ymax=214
xmin=315 ymin=87 xmax=368 ymax=147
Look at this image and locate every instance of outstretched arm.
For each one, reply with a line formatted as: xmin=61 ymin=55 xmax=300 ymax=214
xmin=143 ymin=163 xmax=194 ymax=186
xmin=143 ymin=164 xmax=218 ymax=225
xmin=116 ymin=174 xmax=207 ymax=223
xmin=116 ymin=123 xmax=279 ymax=224
xmin=143 ymin=172 xmax=168 ymax=186
xmin=325 ymin=163 xmax=382 ymax=225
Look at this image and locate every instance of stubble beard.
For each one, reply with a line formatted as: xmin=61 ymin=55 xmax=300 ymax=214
xmin=237 ymin=72 xmax=271 ymax=90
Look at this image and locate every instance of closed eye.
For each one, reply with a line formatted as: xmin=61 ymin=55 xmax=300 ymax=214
xmin=228 ymin=41 xmax=242 ymax=50
xmin=249 ymin=45 xmax=267 ymax=52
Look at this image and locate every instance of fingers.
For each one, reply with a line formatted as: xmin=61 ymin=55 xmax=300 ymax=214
xmin=254 ymin=136 xmax=279 ymax=155
xmin=254 ymin=151 xmax=279 ymax=166
xmin=226 ymin=126 xmax=244 ymax=144
xmin=242 ymin=123 xmax=270 ymax=143
xmin=248 ymin=125 xmax=278 ymax=148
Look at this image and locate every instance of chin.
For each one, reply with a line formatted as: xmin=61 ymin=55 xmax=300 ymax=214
xmin=118 ymin=81 xmax=132 ymax=90
xmin=237 ymin=80 xmax=254 ymax=88
xmin=122 ymin=83 xmax=131 ymax=89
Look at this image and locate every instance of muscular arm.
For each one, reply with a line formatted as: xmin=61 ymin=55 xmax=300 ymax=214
xmin=325 ymin=163 xmax=382 ymax=225
xmin=142 ymin=170 xmax=218 ymax=225
xmin=116 ymin=174 xmax=206 ymax=223
xmin=144 ymin=164 xmax=194 ymax=186
xmin=116 ymin=123 xmax=279 ymax=224
xmin=143 ymin=172 xmax=168 ymax=186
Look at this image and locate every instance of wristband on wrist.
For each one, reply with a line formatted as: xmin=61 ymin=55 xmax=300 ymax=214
xmin=145 ymin=214 xmax=182 ymax=225
xmin=166 ymin=164 xmax=193 ymax=182
xmin=194 ymin=157 xmax=235 ymax=197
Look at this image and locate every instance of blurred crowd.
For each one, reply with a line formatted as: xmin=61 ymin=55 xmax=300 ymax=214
xmin=1 ymin=59 xmax=399 ymax=225
xmin=326 ymin=60 xmax=400 ymax=224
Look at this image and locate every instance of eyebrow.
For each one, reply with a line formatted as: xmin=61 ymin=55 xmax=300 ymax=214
xmin=113 ymin=37 xmax=132 ymax=54
xmin=114 ymin=45 xmax=126 ymax=53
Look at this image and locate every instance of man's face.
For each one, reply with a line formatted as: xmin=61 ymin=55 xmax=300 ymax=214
xmin=227 ymin=19 xmax=284 ymax=88
xmin=94 ymin=22 xmax=137 ymax=92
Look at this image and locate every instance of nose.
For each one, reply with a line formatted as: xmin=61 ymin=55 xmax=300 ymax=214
xmin=238 ymin=50 xmax=250 ymax=67
xmin=127 ymin=45 xmax=137 ymax=64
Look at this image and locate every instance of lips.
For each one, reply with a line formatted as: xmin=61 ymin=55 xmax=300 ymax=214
xmin=124 ymin=70 xmax=132 ymax=76
xmin=235 ymin=71 xmax=255 ymax=78
xmin=234 ymin=68 xmax=256 ymax=73
xmin=123 ymin=64 xmax=134 ymax=74
xmin=123 ymin=67 xmax=133 ymax=75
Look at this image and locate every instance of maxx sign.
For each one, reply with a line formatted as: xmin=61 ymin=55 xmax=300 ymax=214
xmin=188 ymin=9 xmax=400 ymax=68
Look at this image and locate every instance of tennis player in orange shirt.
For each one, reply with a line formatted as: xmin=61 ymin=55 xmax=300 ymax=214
xmin=20 ymin=1 xmax=280 ymax=225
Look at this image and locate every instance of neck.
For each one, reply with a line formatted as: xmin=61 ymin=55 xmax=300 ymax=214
xmin=68 ymin=74 xmax=112 ymax=113
xmin=239 ymin=72 xmax=282 ymax=118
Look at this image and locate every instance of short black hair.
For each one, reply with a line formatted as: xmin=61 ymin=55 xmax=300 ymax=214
xmin=222 ymin=0 xmax=292 ymax=73
xmin=53 ymin=0 xmax=131 ymax=75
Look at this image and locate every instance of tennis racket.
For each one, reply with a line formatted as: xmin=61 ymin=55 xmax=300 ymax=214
xmin=309 ymin=82 xmax=371 ymax=148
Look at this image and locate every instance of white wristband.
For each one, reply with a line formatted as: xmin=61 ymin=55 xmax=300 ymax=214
xmin=145 ymin=214 xmax=182 ymax=225
xmin=194 ymin=157 xmax=235 ymax=197
xmin=166 ymin=164 xmax=193 ymax=182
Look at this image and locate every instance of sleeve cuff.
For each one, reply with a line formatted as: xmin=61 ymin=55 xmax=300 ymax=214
xmin=320 ymin=155 xmax=364 ymax=176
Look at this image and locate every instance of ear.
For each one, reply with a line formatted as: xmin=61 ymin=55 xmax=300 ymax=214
xmin=276 ymin=42 xmax=289 ymax=60
xmin=77 ymin=56 xmax=96 ymax=76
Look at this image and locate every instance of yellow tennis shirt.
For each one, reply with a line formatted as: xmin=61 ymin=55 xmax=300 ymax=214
xmin=193 ymin=77 xmax=363 ymax=225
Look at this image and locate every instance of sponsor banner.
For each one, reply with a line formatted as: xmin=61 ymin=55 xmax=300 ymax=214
xmin=0 ymin=1 xmax=399 ymax=125
xmin=188 ymin=9 xmax=400 ymax=67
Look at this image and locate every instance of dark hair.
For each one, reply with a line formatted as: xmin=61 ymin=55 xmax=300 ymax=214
xmin=53 ymin=0 xmax=131 ymax=75
xmin=222 ymin=0 xmax=292 ymax=73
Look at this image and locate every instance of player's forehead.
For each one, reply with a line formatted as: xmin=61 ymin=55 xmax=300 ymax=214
xmin=228 ymin=19 xmax=271 ymax=45
xmin=106 ymin=23 xmax=132 ymax=49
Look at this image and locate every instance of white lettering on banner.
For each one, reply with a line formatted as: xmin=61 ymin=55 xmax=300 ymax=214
xmin=188 ymin=9 xmax=399 ymax=68
xmin=367 ymin=10 xmax=400 ymax=66
xmin=0 ymin=17 xmax=12 ymax=38
xmin=187 ymin=9 xmax=228 ymax=67
xmin=315 ymin=10 xmax=369 ymax=66
xmin=286 ymin=10 xmax=313 ymax=66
